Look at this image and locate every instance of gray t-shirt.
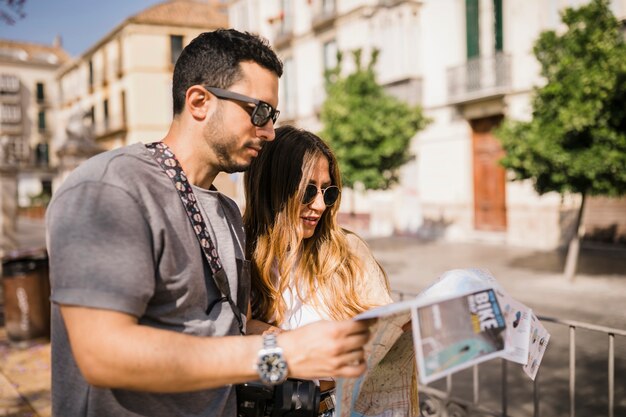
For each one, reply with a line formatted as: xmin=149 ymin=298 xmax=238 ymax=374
xmin=46 ymin=143 xmax=249 ymax=417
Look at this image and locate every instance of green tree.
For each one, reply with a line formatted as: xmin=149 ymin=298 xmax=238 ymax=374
xmin=320 ymin=49 xmax=429 ymax=209
xmin=0 ymin=0 xmax=27 ymax=25
xmin=495 ymin=0 xmax=626 ymax=280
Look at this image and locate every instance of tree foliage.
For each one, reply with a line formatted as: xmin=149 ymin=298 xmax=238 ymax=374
xmin=496 ymin=0 xmax=626 ymax=197
xmin=320 ymin=49 xmax=429 ymax=190
xmin=0 ymin=0 xmax=27 ymax=25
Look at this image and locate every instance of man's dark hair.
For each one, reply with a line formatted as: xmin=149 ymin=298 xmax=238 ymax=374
xmin=172 ymin=29 xmax=283 ymax=115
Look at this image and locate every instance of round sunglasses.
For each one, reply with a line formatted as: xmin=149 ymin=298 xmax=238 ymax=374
xmin=205 ymin=86 xmax=280 ymax=127
xmin=302 ymin=184 xmax=340 ymax=206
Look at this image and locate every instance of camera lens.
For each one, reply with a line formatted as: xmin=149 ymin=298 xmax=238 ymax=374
xmin=272 ymin=379 xmax=320 ymax=417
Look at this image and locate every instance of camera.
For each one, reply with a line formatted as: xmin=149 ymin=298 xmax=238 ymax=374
xmin=237 ymin=378 xmax=320 ymax=417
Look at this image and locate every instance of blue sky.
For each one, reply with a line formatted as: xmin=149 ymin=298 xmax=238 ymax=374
xmin=0 ymin=0 xmax=164 ymax=56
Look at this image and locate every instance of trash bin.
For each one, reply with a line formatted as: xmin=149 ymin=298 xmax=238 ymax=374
xmin=1 ymin=248 xmax=51 ymax=343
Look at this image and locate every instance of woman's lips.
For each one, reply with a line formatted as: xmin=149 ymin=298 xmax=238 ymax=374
xmin=301 ymin=216 xmax=319 ymax=227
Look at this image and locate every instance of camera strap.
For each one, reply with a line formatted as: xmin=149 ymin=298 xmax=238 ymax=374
xmin=145 ymin=141 xmax=245 ymax=335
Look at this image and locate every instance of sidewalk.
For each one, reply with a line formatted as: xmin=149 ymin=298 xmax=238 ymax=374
xmin=368 ymin=236 xmax=626 ymax=416
xmin=367 ymin=236 xmax=626 ymax=328
xmin=1 ymin=219 xmax=625 ymax=416
xmin=0 ymin=331 xmax=50 ymax=417
xmin=1 ymin=217 xmax=50 ymax=417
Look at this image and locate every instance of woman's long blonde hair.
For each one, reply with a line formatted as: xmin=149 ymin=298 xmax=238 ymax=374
xmin=244 ymin=126 xmax=378 ymax=325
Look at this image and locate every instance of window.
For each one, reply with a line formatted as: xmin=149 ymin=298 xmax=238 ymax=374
xmin=0 ymin=74 xmax=19 ymax=94
xmin=466 ymin=0 xmax=480 ymax=58
xmin=280 ymin=0 xmax=293 ymax=35
xmin=103 ymin=99 xmax=109 ymax=130
xmin=170 ymin=35 xmax=183 ymax=65
xmin=36 ymin=82 xmax=45 ymax=102
xmin=280 ymin=58 xmax=296 ymax=117
xmin=117 ymin=37 xmax=124 ymax=77
xmin=102 ymin=50 xmax=108 ymax=85
xmin=121 ymin=91 xmax=127 ymax=125
xmin=323 ymin=40 xmax=338 ymax=71
xmin=494 ymin=0 xmax=503 ymax=52
xmin=322 ymin=0 xmax=336 ymax=15
xmin=35 ymin=143 xmax=49 ymax=166
xmin=38 ymin=110 xmax=46 ymax=133
xmin=88 ymin=59 xmax=94 ymax=90
xmin=1 ymin=104 xmax=21 ymax=123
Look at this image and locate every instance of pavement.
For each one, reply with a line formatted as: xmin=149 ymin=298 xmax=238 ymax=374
xmin=1 ymin=217 xmax=625 ymax=416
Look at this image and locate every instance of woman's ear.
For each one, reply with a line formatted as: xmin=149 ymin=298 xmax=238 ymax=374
xmin=185 ymin=85 xmax=212 ymax=120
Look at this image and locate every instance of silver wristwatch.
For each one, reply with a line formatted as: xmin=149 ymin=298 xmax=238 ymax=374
xmin=256 ymin=333 xmax=288 ymax=385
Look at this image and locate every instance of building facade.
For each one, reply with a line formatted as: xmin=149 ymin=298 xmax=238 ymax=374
xmin=0 ymin=39 xmax=69 ymax=252
xmin=0 ymin=39 xmax=69 ymax=197
xmin=56 ymin=0 xmax=228 ymax=152
xmin=229 ymin=0 xmax=626 ymax=249
xmin=54 ymin=0 xmax=241 ymax=196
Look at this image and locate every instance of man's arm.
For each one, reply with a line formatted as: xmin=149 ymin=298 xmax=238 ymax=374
xmin=61 ymin=305 xmax=371 ymax=392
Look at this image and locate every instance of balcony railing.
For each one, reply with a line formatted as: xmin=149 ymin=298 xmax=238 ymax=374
xmin=94 ymin=116 xmax=127 ymax=140
xmin=312 ymin=0 xmax=337 ymax=31
xmin=0 ymin=74 xmax=20 ymax=94
xmin=383 ymin=76 xmax=423 ymax=107
xmin=447 ymin=53 xmax=512 ymax=104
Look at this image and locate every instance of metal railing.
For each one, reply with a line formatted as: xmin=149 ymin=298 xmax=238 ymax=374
xmin=391 ymin=289 xmax=625 ymax=417
xmin=446 ymin=53 xmax=512 ymax=104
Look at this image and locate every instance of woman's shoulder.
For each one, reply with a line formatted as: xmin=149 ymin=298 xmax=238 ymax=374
xmin=341 ymin=229 xmax=373 ymax=256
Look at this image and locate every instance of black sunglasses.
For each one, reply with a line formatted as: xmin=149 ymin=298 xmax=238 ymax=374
xmin=205 ymin=86 xmax=280 ymax=127
xmin=302 ymin=184 xmax=340 ymax=206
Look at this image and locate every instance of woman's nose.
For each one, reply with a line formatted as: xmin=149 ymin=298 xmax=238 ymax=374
xmin=310 ymin=190 xmax=326 ymax=211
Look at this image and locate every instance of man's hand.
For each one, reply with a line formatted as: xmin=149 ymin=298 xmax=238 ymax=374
xmin=277 ymin=319 xmax=375 ymax=380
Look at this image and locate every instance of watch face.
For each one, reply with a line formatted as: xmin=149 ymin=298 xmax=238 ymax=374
xmin=259 ymin=351 xmax=288 ymax=383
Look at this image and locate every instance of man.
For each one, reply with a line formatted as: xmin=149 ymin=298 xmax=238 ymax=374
xmin=46 ymin=29 xmax=371 ymax=417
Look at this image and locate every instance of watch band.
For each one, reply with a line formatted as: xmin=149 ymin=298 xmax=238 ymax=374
xmin=263 ymin=333 xmax=278 ymax=349
xmin=257 ymin=333 xmax=288 ymax=385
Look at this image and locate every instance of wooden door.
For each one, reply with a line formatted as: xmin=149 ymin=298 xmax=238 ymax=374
xmin=471 ymin=116 xmax=507 ymax=231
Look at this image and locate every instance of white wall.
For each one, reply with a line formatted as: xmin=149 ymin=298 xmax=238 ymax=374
xmin=229 ymin=0 xmax=625 ymax=247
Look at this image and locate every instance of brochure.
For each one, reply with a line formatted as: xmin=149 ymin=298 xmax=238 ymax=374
xmin=334 ymin=269 xmax=551 ymax=416
xmin=412 ymin=288 xmax=507 ymax=384
xmin=523 ymin=313 xmax=551 ymax=380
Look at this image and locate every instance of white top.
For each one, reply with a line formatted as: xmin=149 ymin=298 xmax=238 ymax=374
xmin=279 ymin=282 xmax=328 ymax=331
xmin=279 ymin=277 xmax=332 ymax=384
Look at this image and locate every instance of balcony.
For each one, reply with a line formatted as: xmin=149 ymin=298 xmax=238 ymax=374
xmin=0 ymin=123 xmax=23 ymax=135
xmin=377 ymin=0 xmax=408 ymax=7
xmin=311 ymin=0 xmax=337 ymax=32
xmin=273 ymin=26 xmax=294 ymax=50
xmin=94 ymin=117 xmax=127 ymax=141
xmin=0 ymin=74 xmax=20 ymax=95
xmin=447 ymin=53 xmax=512 ymax=105
xmin=383 ymin=76 xmax=423 ymax=107
xmin=269 ymin=8 xmax=295 ymax=50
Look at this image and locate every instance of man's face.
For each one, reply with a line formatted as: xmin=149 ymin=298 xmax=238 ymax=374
xmin=203 ymin=61 xmax=279 ymax=174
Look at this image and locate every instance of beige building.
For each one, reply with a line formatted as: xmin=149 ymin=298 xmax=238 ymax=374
xmin=53 ymin=0 xmax=238 ymax=194
xmin=55 ymin=0 xmax=228 ymax=153
xmin=0 ymin=38 xmax=69 ymax=174
xmin=229 ymin=0 xmax=626 ymax=249
xmin=0 ymin=39 xmax=69 ymax=253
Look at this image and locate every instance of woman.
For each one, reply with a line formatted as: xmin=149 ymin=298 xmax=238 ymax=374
xmin=244 ymin=125 xmax=392 ymax=332
xmin=244 ymin=126 xmax=413 ymax=416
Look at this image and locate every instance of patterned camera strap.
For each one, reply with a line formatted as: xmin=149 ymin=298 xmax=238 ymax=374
xmin=145 ymin=141 xmax=244 ymax=335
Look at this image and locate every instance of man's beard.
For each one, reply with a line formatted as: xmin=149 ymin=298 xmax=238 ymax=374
xmin=204 ymin=110 xmax=254 ymax=174
xmin=211 ymin=138 xmax=250 ymax=174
